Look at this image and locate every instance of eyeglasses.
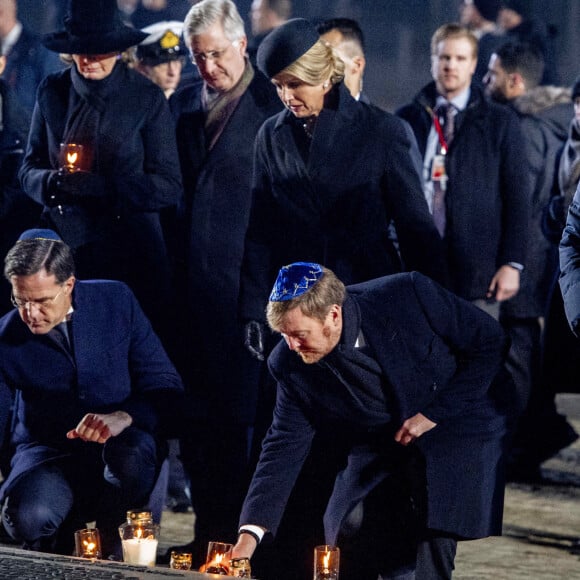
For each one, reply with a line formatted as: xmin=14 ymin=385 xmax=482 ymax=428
xmin=11 ymin=288 xmax=64 ymax=312
xmin=191 ymin=40 xmax=239 ymax=65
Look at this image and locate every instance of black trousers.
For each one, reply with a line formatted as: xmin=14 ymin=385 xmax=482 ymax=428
xmin=338 ymin=460 xmax=456 ymax=580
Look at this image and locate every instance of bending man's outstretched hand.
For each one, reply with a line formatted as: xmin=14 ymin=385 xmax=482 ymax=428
xmin=395 ymin=413 xmax=437 ymax=446
xmin=66 ymin=411 xmax=133 ymax=444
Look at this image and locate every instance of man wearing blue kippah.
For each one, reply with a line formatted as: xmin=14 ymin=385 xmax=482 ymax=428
xmin=230 ymin=262 xmax=515 ymax=580
xmin=0 ymin=229 xmax=183 ymax=558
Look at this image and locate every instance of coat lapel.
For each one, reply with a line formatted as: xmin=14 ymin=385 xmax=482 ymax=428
xmin=359 ymin=307 xmax=427 ymax=421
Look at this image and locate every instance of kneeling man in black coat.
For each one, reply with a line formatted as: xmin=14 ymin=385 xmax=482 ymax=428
xmin=229 ymin=262 xmax=513 ymax=580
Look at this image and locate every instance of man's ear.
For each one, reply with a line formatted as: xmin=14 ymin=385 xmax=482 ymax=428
xmin=509 ymin=72 xmax=524 ymax=89
xmin=352 ymin=55 xmax=366 ymax=76
xmin=64 ymin=276 xmax=76 ymax=296
xmin=329 ymin=304 xmax=342 ymax=325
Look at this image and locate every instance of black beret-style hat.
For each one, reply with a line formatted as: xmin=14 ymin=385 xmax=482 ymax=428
xmin=43 ymin=0 xmax=147 ymax=55
xmin=257 ymin=18 xmax=320 ymax=78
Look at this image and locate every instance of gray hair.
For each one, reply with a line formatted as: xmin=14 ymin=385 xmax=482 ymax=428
xmin=4 ymin=239 xmax=75 ymax=283
xmin=183 ymin=0 xmax=245 ymax=50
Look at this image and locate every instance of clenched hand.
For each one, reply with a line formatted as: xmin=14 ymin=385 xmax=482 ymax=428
xmin=66 ymin=411 xmax=133 ymax=444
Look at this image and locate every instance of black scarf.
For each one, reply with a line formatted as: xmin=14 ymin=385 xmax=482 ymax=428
xmin=63 ymin=61 xmax=123 ymax=172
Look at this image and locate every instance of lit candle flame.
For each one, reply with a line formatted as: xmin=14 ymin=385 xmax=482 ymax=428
xmin=323 ymin=551 xmax=330 ymax=568
xmin=83 ymin=539 xmax=96 ymax=554
xmin=67 ymin=152 xmax=78 ymax=166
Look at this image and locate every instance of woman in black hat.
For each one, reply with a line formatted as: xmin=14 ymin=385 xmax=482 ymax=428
xmin=239 ymin=18 xmax=447 ymax=332
xmin=18 ymin=0 xmax=182 ymax=340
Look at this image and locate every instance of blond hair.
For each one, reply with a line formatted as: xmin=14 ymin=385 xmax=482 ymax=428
xmin=431 ymin=23 xmax=478 ymax=59
xmin=279 ymin=39 xmax=344 ymax=86
xmin=266 ymin=266 xmax=346 ymax=330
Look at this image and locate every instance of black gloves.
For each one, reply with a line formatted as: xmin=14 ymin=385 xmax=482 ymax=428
xmin=45 ymin=170 xmax=106 ymax=208
xmin=244 ymin=320 xmax=266 ymax=361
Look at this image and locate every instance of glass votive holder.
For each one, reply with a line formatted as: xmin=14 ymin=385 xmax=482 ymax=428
xmin=205 ymin=541 xmax=233 ymax=575
xmin=229 ymin=556 xmax=252 ymax=577
xmin=118 ymin=511 xmax=160 ymax=567
xmin=59 ymin=143 xmax=84 ymax=173
xmin=314 ymin=545 xmax=340 ymax=580
xmin=170 ymin=551 xmax=192 ymax=570
xmin=74 ymin=528 xmax=102 ymax=560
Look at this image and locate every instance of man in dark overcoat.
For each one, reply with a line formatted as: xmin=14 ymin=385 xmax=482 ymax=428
xmin=484 ymin=41 xmax=577 ymax=478
xmin=168 ymin=0 xmax=282 ymax=562
xmin=0 ymin=229 xmax=184 ymax=558
xmin=230 ymin=262 xmax=513 ymax=580
xmin=0 ymin=47 xmax=42 ymax=316
xmin=396 ymin=24 xmax=530 ymax=310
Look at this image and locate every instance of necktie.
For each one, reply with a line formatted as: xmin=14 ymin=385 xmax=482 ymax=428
xmin=49 ymin=322 xmax=71 ymax=354
xmin=440 ymin=102 xmax=455 ymax=146
xmin=431 ymin=102 xmax=456 ymax=237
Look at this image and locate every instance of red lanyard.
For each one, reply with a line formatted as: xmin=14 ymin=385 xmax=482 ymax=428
xmin=431 ymin=111 xmax=448 ymax=155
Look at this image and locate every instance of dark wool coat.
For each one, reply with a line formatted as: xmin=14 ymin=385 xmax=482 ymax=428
xmin=397 ymin=83 xmax=531 ymax=302
xmin=0 ymin=79 xmax=42 ymax=314
xmin=240 ymin=272 xmax=511 ymax=541
xmin=18 ymin=63 xmax=182 ymax=331
xmin=503 ymin=88 xmax=572 ymax=318
xmin=239 ymin=82 xmax=448 ymax=323
xmin=170 ymin=70 xmax=281 ymax=422
xmin=0 ymin=280 xmax=183 ymax=500
xmin=560 ymin=185 xmax=580 ymax=336
xmin=2 ymin=27 xmax=63 ymax=115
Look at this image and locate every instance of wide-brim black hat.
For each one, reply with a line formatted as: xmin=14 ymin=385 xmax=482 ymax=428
xmin=42 ymin=0 xmax=147 ymax=54
xmin=257 ymin=18 xmax=320 ymax=78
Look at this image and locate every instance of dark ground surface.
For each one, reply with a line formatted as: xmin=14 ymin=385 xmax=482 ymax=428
xmin=1 ymin=396 xmax=577 ymax=578
xmin=156 ymin=394 xmax=580 ymax=579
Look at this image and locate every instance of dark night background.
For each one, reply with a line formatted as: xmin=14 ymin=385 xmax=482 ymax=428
xmin=18 ymin=0 xmax=580 ymax=110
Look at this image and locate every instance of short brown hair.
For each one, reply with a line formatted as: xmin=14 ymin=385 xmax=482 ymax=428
xmin=266 ymin=266 xmax=346 ymax=330
xmin=431 ymin=23 xmax=478 ymax=59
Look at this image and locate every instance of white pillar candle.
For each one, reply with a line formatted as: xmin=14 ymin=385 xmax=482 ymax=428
xmin=121 ymin=538 xmax=158 ymax=566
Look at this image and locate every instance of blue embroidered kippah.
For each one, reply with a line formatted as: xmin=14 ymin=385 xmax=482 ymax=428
xmin=17 ymin=229 xmax=62 ymax=242
xmin=269 ymin=262 xmax=324 ymax=302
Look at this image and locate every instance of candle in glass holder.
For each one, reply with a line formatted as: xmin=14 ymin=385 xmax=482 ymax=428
xmin=205 ymin=541 xmax=233 ymax=575
xmin=170 ymin=551 xmax=192 ymax=570
xmin=314 ymin=545 xmax=340 ymax=580
xmin=74 ymin=528 xmax=102 ymax=560
xmin=59 ymin=143 xmax=84 ymax=173
xmin=118 ymin=510 xmax=160 ymax=567
xmin=229 ymin=556 xmax=252 ymax=577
